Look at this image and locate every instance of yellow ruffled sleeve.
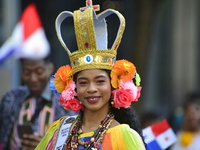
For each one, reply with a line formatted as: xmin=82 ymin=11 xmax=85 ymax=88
xmin=105 ymin=124 xmax=146 ymax=150
xmin=35 ymin=116 xmax=66 ymax=150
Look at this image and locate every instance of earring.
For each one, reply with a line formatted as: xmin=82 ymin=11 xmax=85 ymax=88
xmin=110 ymin=96 xmax=114 ymax=106
xmin=80 ymin=101 xmax=82 ymax=104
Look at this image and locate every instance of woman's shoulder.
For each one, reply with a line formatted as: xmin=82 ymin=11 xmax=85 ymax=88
xmin=47 ymin=115 xmax=78 ymax=133
xmin=108 ymin=124 xmax=129 ymax=131
xmin=35 ymin=116 xmax=77 ymax=150
xmin=46 ymin=116 xmax=66 ymax=132
xmin=108 ymin=124 xmax=134 ymax=133
xmin=108 ymin=124 xmax=142 ymax=139
xmin=105 ymin=124 xmax=146 ymax=149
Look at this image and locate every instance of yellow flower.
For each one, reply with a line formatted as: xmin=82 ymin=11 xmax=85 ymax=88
xmin=180 ymin=131 xmax=193 ymax=147
xmin=54 ymin=65 xmax=73 ymax=93
xmin=111 ymin=60 xmax=136 ymax=88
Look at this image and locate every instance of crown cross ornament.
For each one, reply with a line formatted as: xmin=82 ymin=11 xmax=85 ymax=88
xmin=55 ymin=0 xmax=125 ymax=73
xmin=80 ymin=0 xmax=100 ymax=12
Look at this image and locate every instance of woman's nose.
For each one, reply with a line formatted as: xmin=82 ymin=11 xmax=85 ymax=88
xmin=87 ymin=83 xmax=97 ymax=93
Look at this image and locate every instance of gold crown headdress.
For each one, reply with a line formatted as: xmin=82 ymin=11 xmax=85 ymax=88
xmin=52 ymin=1 xmax=142 ymax=111
xmin=55 ymin=0 xmax=125 ymax=73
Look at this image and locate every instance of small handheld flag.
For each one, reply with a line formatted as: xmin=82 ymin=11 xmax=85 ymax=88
xmin=143 ymin=119 xmax=177 ymax=150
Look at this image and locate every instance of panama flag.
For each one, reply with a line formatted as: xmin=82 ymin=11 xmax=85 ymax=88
xmin=142 ymin=119 xmax=177 ymax=150
xmin=0 ymin=3 xmax=50 ymax=64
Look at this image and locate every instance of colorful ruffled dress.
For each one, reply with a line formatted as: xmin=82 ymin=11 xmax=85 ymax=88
xmin=35 ymin=117 xmax=146 ymax=150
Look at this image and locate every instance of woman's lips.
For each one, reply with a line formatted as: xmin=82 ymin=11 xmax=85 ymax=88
xmin=85 ymin=96 xmax=100 ymax=103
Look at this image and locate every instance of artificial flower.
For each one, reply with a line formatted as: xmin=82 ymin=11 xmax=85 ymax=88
xmin=54 ymin=65 xmax=73 ymax=93
xmin=111 ymin=59 xmax=136 ymax=88
xmin=58 ymin=81 xmax=82 ymax=113
xmin=180 ymin=131 xmax=193 ymax=147
xmin=58 ymin=95 xmax=67 ymax=107
xmin=135 ymin=86 xmax=142 ymax=101
xmin=111 ymin=80 xmax=142 ymax=108
xmin=111 ymin=88 xmax=133 ymax=108
xmin=49 ymin=75 xmax=61 ymax=96
xmin=61 ymin=81 xmax=77 ymax=101
xmin=59 ymin=97 xmax=84 ymax=113
xmin=67 ymin=98 xmax=84 ymax=113
xmin=120 ymin=80 xmax=138 ymax=100
xmin=135 ymin=73 xmax=141 ymax=86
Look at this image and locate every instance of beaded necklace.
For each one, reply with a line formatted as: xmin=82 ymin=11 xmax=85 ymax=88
xmin=64 ymin=111 xmax=115 ymax=150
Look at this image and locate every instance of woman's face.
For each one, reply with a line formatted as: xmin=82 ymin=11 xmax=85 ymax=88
xmin=76 ymin=69 xmax=111 ymax=112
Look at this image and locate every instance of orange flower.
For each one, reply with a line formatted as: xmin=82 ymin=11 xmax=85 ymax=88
xmin=54 ymin=65 xmax=73 ymax=93
xmin=111 ymin=60 xmax=136 ymax=88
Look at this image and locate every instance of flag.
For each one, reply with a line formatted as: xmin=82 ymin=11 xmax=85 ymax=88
xmin=0 ymin=3 xmax=50 ymax=64
xmin=142 ymin=119 xmax=177 ymax=150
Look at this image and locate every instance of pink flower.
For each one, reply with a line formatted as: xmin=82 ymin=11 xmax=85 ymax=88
xmin=111 ymin=80 xmax=142 ymax=108
xmin=59 ymin=97 xmax=84 ymax=113
xmin=135 ymin=86 xmax=142 ymax=102
xmin=58 ymin=81 xmax=84 ymax=113
xmin=58 ymin=95 xmax=67 ymax=107
xmin=112 ymin=88 xmax=133 ymax=108
xmin=120 ymin=80 xmax=138 ymax=101
xmin=66 ymin=98 xmax=84 ymax=113
xmin=61 ymin=81 xmax=77 ymax=101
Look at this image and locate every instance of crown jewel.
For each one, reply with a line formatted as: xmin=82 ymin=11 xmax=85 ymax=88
xmin=55 ymin=0 xmax=125 ymax=73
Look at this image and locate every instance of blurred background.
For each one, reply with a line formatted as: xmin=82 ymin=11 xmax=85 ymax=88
xmin=0 ymin=0 xmax=200 ymax=120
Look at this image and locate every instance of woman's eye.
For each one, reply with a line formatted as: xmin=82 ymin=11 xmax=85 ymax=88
xmin=79 ymin=81 xmax=87 ymax=85
xmin=97 ymin=80 xmax=105 ymax=83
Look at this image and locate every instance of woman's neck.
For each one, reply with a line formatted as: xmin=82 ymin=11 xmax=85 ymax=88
xmin=81 ymin=109 xmax=109 ymax=133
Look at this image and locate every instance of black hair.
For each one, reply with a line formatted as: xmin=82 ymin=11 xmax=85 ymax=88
xmin=105 ymin=70 xmax=145 ymax=145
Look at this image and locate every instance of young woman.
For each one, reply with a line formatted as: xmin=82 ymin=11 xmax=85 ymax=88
xmin=35 ymin=0 xmax=146 ymax=149
xmin=35 ymin=64 xmax=146 ymax=149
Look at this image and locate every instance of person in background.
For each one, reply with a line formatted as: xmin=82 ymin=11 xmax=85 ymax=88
xmin=170 ymin=92 xmax=200 ymax=150
xmin=0 ymin=55 xmax=76 ymax=150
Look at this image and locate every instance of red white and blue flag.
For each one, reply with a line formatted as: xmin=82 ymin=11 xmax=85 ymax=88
xmin=0 ymin=3 xmax=50 ymax=64
xmin=142 ymin=119 xmax=177 ymax=150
